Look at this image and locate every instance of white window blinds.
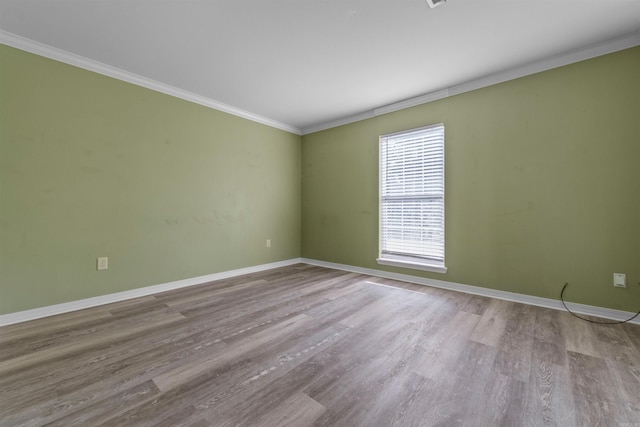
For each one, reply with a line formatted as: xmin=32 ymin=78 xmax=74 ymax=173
xmin=380 ymin=124 xmax=445 ymax=264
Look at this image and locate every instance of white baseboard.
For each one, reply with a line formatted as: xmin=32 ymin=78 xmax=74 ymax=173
xmin=3 ymin=257 xmax=637 ymax=327
xmin=301 ymin=258 xmax=640 ymax=325
xmin=0 ymin=258 xmax=303 ymax=327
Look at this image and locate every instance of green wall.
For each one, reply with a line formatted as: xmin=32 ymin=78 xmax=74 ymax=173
xmin=2 ymin=43 xmax=639 ymax=316
xmin=0 ymin=44 xmax=301 ymax=314
xmin=302 ymin=46 xmax=640 ymax=311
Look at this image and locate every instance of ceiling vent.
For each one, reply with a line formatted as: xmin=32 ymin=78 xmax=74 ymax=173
xmin=426 ymin=0 xmax=447 ymax=8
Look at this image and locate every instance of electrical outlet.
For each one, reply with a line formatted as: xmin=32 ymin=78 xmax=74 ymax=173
xmin=266 ymin=239 xmax=271 ymax=248
xmin=97 ymin=257 xmax=108 ymax=271
xmin=613 ymin=273 xmax=625 ymax=288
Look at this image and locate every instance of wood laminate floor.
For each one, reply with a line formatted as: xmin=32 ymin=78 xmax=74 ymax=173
xmin=1 ymin=264 xmax=639 ymax=426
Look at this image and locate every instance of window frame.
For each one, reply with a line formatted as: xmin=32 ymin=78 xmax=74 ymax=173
xmin=377 ymin=123 xmax=447 ymax=274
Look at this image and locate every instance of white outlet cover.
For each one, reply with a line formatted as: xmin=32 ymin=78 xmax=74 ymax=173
xmin=97 ymin=257 xmax=109 ymax=271
xmin=613 ymin=273 xmax=626 ymax=287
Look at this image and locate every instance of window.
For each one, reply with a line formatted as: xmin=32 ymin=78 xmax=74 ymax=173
xmin=378 ymin=124 xmax=447 ymax=273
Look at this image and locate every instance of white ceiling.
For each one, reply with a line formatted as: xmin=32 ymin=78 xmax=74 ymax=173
xmin=1 ymin=0 xmax=639 ymax=134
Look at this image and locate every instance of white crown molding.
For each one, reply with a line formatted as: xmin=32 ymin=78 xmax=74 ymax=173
xmin=0 ymin=258 xmax=303 ymax=327
xmin=2 ymin=28 xmax=639 ymax=140
xmin=373 ymin=89 xmax=451 ymax=117
xmin=301 ymin=30 xmax=640 ymax=135
xmin=302 ymin=110 xmax=377 ymax=136
xmin=448 ymin=30 xmax=640 ymax=97
xmin=0 ymin=30 xmax=302 ymax=135
xmin=301 ymin=258 xmax=640 ymax=325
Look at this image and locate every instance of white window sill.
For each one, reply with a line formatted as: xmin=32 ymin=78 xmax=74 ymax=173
xmin=377 ymin=257 xmax=448 ymax=274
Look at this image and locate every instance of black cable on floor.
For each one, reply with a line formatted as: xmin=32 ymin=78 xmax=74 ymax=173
xmin=560 ymin=282 xmax=640 ymax=325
